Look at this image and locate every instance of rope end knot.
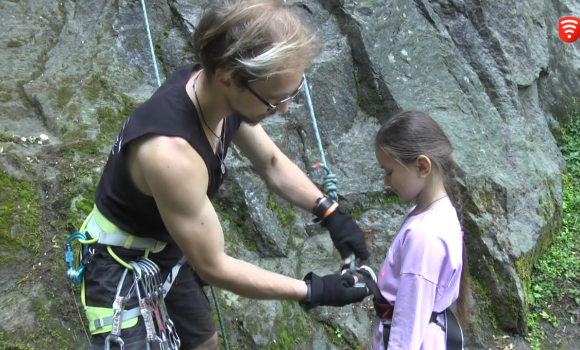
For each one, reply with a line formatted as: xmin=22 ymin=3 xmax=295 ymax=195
xmin=312 ymin=163 xmax=338 ymax=203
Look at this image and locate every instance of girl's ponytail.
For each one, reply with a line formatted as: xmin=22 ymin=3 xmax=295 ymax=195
xmin=444 ymin=159 xmax=470 ymax=329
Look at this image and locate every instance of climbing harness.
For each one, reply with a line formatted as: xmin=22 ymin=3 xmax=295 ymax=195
xmin=341 ymin=266 xmax=465 ymax=350
xmin=64 ymin=206 xmax=183 ymax=349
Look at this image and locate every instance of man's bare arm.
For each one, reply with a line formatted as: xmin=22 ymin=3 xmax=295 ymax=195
xmin=233 ymin=123 xmax=324 ymax=213
xmin=136 ymin=135 xmax=308 ymax=301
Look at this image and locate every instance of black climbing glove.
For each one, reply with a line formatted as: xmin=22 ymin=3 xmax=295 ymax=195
xmin=321 ymin=206 xmax=370 ymax=261
xmin=299 ymin=272 xmax=368 ymax=310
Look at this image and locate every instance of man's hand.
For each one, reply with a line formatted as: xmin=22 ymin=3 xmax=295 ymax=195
xmin=299 ymin=272 xmax=368 ymax=310
xmin=321 ymin=206 xmax=370 ymax=261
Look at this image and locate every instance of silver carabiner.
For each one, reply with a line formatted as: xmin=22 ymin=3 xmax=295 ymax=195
xmin=104 ymin=334 xmax=125 ymax=350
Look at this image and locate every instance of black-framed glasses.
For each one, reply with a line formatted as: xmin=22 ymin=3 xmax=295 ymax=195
xmin=244 ymin=76 xmax=305 ymax=111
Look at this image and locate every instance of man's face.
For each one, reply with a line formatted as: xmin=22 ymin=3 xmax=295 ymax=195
xmin=224 ymin=70 xmax=305 ymax=126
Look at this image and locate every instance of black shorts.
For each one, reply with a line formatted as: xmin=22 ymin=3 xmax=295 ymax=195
xmin=83 ymin=243 xmax=216 ymax=350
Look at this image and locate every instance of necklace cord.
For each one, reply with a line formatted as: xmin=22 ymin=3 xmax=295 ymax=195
xmin=193 ymin=70 xmax=226 ymax=173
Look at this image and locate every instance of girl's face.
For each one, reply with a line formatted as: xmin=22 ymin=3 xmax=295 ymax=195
xmin=375 ymin=147 xmax=425 ymax=201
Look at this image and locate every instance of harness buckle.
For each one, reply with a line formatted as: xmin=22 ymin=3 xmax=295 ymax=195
xmin=341 ymin=265 xmax=394 ymax=322
xmin=373 ymin=300 xmax=394 ymax=321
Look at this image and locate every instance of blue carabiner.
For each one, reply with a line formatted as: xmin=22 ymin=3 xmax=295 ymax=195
xmin=66 ymin=231 xmax=87 ymax=245
xmin=64 ymin=232 xmax=90 ymax=284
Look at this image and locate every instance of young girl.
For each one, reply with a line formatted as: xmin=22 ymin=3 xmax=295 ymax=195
xmin=369 ymin=110 xmax=470 ymax=350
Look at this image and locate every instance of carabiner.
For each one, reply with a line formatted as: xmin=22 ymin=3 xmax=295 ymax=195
xmin=104 ymin=334 xmax=125 ymax=350
xmin=341 ymin=265 xmax=377 ymax=288
xmin=64 ymin=232 xmax=92 ymax=284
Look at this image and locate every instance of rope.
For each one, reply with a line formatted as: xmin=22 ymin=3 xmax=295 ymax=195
xmin=140 ymin=0 xmax=161 ymax=87
xmin=302 ymin=75 xmax=356 ymax=272
xmin=139 ymin=1 xmax=229 ymax=349
xmin=302 ymin=76 xmax=338 ymax=203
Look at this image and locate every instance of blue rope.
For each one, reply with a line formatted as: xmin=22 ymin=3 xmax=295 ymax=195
xmin=140 ymin=0 xmax=161 ymax=88
xmin=302 ymin=75 xmax=338 ymax=203
xmin=139 ymin=1 xmax=229 ymax=349
xmin=302 ymin=75 xmax=356 ymax=272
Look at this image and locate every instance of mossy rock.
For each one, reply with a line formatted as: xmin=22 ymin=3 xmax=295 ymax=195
xmin=0 ymin=155 xmax=42 ymax=266
xmin=0 ymin=153 xmax=88 ymax=349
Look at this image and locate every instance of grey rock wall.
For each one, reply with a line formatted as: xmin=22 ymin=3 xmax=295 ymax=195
xmin=0 ymin=0 xmax=579 ymax=349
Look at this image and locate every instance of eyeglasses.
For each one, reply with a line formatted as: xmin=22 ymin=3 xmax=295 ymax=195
xmin=244 ymin=76 xmax=305 ymax=111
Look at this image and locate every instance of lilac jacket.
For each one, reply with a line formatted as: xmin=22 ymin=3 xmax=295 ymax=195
xmin=371 ymin=203 xmax=463 ymax=350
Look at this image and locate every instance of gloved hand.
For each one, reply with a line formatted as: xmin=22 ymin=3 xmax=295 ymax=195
xmin=299 ymin=272 xmax=368 ymax=310
xmin=321 ymin=206 xmax=370 ymax=261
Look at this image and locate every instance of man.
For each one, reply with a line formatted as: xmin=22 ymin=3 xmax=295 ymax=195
xmin=82 ymin=1 xmax=370 ymax=349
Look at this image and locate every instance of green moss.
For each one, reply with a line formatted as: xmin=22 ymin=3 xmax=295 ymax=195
xmin=135 ymin=66 xmax=144 ymax=81
xmin=213 ymin=198 xmax=258 ymax=253
xmin=68 ymin=103 xmax=79 ymax=117
xmin=0 ymin=133 xmax=15 ymax=143
xmin=57 ymin=140 xmax=105 ymax=230
xmin=153 ymin=29 xmax=170 ymax=65
xmin=58 ymin=2 xmax=67 ymax=17
xmin=28 ymin=299 xmax=71 ymax=347
xmin=522 ymin=106 xmax=579 ymax=348
xmin=350 ymin=190 xmax=407 ymax=219
xmin=267 ymin=194 xmax=276 ymax=210
xmin=515 ymin=174 xmax=561 ymax=313
xmin=262 ymin=301 xmax=311 ymax=349
xmin=267 ymin=193 xmax=296 ymax=226
xmin=83 ymin=76 xmax=109 ymax=102
xmin=96 ymin=92 xmax=135 ymax=144
xmin=0 ymin=334 xmax=34 ymax=350
xmin=57 ymin=86 xmax=73 ymax=108
xmin=471 ymin=279 xmax=496 ymax=326
xmin=462 ymin=183 xmax=530 ymax=333
xmin=321 ymin=322 xmax=362 ymax=350
xmin=0 ymin=163 xmax=42 ymax=265
xmin=0 ymin=296 xmax=80 ymax=349
xmin=7 ymin=39 xmax=23 ymax=48
xmin=0 ymin=92 xmax=11 ymax=103
xmin=2 ymin=68 xmax=146 ymax=348
xmin=154 ymin=39 xmax=164 ymax=63
xmin=0 ymin=155 xmax=86 ymax=349
xmin=525 ymin=174 xmax=579 ymax=348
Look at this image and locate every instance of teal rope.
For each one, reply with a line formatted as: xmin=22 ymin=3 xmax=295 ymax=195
xmin=139 ymin=1 xmax=229 ymax=348
xmin=302 ymin=75 xmax=338 ymax=203
xmin=140 ymin=0 xmax=161 ymax=87
xmin=302 ymin=75 xmax=356 ymax=272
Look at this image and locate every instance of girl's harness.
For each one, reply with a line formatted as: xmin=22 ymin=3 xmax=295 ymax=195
xmin=342 ymin=266 xmax=465 ymax=349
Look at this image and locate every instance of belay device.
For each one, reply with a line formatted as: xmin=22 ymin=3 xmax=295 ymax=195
xmin=341 ymin=266 xmax=465 ymax=350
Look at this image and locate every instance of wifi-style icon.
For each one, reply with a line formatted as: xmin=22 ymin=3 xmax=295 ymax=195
xmin=559 ymin=16 xmax=580 ymax=43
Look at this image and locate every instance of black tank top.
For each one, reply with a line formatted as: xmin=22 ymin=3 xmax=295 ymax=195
xmin=94 ymin=63 xmax=242 ymax=243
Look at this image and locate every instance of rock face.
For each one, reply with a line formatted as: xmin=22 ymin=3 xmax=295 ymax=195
xmin=0 ymin=0 xmax=578 ymax=349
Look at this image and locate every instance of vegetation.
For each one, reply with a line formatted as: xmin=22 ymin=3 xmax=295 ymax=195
xmin=525 ymin=105 xmax=580 ymax=348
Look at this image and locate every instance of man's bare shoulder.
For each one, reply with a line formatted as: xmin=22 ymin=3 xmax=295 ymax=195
xmin=135 ymin=134 xmax=193 ymax=156
xmin=132 ymin=134 xmax=209 ymax=188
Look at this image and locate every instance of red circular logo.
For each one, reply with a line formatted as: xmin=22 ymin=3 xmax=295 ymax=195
xmin=559 ymin=16 xmax=580 ymax=43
